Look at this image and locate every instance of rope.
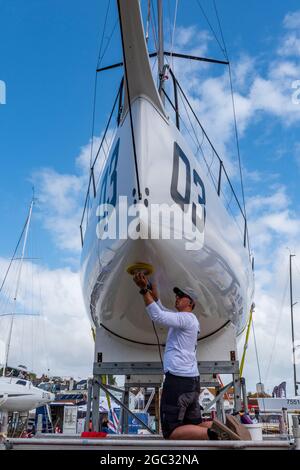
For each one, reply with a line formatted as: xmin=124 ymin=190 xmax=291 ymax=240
xmin=151 ymin=321 xmax=163 ymax=368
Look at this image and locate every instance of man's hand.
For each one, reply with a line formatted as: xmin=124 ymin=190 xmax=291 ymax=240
xmin=150 ymin=282 xmax=159 ymax=301
xmin=133 ymin=272 xmax=148 ymax=289
xmin=133 ymin=273 xmax=158 ymax=307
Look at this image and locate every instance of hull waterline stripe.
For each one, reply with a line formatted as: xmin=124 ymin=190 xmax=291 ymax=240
xmin=99 ymin=320 xmax=231 ymax=346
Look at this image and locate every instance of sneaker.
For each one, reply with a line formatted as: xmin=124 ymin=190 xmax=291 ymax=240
xmin=210 ymin=419 xmax=241 ymax=440
xmin=226 ymin=415 xmax=252 ymax=440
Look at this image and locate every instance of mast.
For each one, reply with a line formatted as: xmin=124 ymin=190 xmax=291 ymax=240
xmin=2 ymin=198 xmax=34 ymax=377
xmin=157 ymin=0 xmax=165 ymax=104
xmin=289 ymin=253 xmax=297 ymax=396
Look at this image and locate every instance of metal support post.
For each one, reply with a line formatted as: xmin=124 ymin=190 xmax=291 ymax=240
xmin=123 ymin=384 xmax=130 ymax=434
xmin=292 ymin=415 xmax=300 ymax=450
xmin=215 ymin=386 xmax=225 ymax=422
xmin=241 ymin=377 xmax=248 ymax=413
xmin=233 ymin=374 xmax=242 ymax=414
xmin=99 ymin=382 xmax=154 ymax=434
xmin=84 ymin=379 xmax=92 ymax=432
xmin=155 ymin=386 xmax=160 ymax=433
xmin=91 ymin=376 xmax=101 ymax=432
xmin=119 ymin=389 xmax=125 ymax=434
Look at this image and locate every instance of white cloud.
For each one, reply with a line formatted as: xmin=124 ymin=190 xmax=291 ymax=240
xmin=278 ymin=33 xmax=300 ymax=57
xmin=278 ymin=10 xmax=300 ymax=57
xmin=0 ymin=257 xmax=93 ymax=378
xmin=247 ymin=187 xmax=290 ymax=213
xmin=32 ymin=133 xmax=112 ymax=254
xmin=283 ymin=11 xmax=300 ymax=30
xmin=15 ymin=10 xmax=300 ymax=392
xmin=173 ymin=26 xmax=212 ymax=56
xmin=240 ymin=244 xmax=300 ymax=394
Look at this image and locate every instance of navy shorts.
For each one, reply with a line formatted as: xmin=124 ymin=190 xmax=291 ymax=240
xmin=160 ymin=372 xmax=202 ymax=439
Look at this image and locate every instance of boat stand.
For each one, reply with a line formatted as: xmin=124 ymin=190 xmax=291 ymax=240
xmin=87 ymin=359 xmax=243 ymax=433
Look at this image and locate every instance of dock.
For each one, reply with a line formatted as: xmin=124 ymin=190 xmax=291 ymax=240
xmin=1 ymin=434 xmax=296 ymax=450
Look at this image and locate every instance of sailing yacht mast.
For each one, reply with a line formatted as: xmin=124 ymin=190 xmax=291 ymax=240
xmin=289 ymin=253 xmax=298 ymax=396
xmin=157 ymin=0 xmax=165 ymax=103
xmin=2 ymin=198 xmax=34 ymax=377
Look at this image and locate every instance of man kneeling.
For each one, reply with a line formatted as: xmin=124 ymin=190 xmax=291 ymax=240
xmin=133 ymin=273 xmax=251 ymax=441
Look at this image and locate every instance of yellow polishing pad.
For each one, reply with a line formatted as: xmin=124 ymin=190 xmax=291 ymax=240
xmin=126 ymin=262 xmax=154 ymax=276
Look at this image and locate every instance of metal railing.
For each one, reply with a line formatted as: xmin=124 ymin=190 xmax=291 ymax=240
xmin=80 ymin=69 xmax=251 ymax=258
xmin=80 ymin=79 xmax=124 ymax=246
xmin=164 ymin=67 xmax=250 ymax=255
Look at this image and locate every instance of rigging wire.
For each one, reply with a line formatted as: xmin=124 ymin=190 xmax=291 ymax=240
xmin=213 ymin=0 xmax=249 ymax=250
xmin=146 ymin=0 xmax=151 ymax=43
xmin=0 ymin=215 xmax=29 ymax=294
xmin=167 ymin=0 xmax=173 ymax=50
xmin=89 ymin=0 xmax=113 ymax=168
xmin=98 ymin=19 xmax=119 ymax=67
xmin=150 ymin=0 xmax=159 ymax=54
xmin=169 ymin=0 xmax=179 ymax=70
xmin=89 ymin=3 xmax=110 ymax=168
xmin=294 ymin=259 xmax=300 ymax=279
xmin=252 ymin=321 xmax=262 ymax=383
xmin=264 ymin=272 xmax=289 ymax=383
xmin=195 ymin=0 xmax=226 ymax=58
xmin=252 ymin=317 xmax=267 ymax=415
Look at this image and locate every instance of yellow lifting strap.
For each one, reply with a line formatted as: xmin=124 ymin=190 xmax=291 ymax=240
xmin=239 ymin=303 xmax=255 ymax=377
xmin=101 ymin=375 xmax=113 ymax=413
xmin=91 ymin=327 xmax=96 ymax=342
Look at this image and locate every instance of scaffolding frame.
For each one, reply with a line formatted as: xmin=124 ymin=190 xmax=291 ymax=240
xmin=87 ymin=360 xmax=243 ymax=433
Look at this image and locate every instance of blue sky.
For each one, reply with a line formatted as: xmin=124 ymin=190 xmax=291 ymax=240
xmin=1 ymin=0 xmax=300 ymax=391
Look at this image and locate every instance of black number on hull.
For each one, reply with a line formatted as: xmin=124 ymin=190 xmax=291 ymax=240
xmin=97 ymin=139 xmax=120 ymax=227
xmin=98 ymin=139 xmax=120 ymax=209
xmin=171 ymin=142 xmax=206 ymax=231
xmin=171 ymin=142 xmax=191 ymax=211
xmin=193 ymin=169 xmax=206 ymax=232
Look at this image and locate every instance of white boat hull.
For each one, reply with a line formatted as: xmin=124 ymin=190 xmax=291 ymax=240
xmin=0 ymin=377 xmax=54 ymax=412
xmin=81 ymin=96 xmax=254 ymax=347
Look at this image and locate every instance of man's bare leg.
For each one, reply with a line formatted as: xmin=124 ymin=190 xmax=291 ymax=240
xmin=198 ymin=421 xmax=213 ymax=429
xmin=169 ymin=424 xmax=210 ymax=440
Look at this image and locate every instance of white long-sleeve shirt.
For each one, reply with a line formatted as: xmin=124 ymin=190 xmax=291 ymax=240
xmin=146 ymin=300 xmax=200 ymax=377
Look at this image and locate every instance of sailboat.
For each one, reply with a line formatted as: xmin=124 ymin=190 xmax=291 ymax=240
xmin=80 ymin=0 xmax=254 ymax=359
xmin=0 ymin=198 xmax=54 ymax=415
